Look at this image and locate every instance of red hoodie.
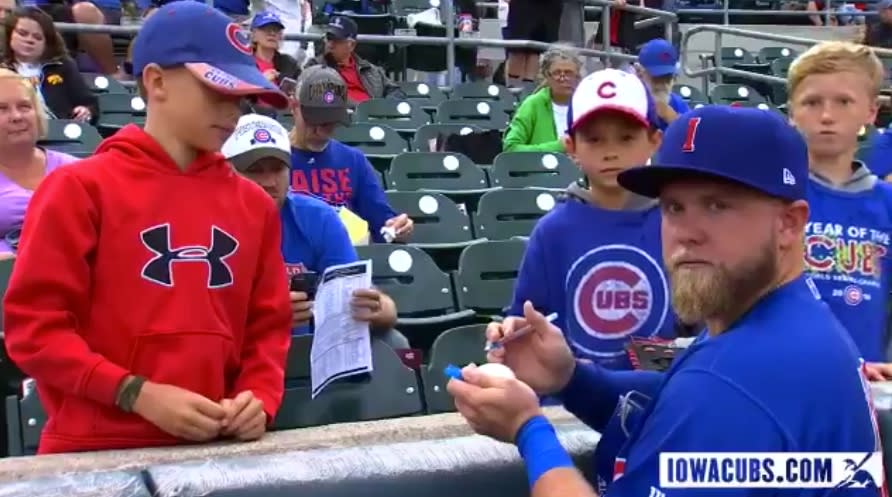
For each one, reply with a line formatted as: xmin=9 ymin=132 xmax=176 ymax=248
xmin=3 ymin=125 xmax=292 ymax=454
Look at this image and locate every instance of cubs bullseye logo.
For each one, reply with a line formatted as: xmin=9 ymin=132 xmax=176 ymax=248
xmin=844 ymin=284 xmax=864 ymax=306
xmin=323 ymin=90 xmax=336 ymax=104
xmin=252 ymin=128 xmax=272 ymax=144
xmin=226 ymin=23 xmax=253 ymax=55
xmin=566 ymin=244 xmax=669 ymax=358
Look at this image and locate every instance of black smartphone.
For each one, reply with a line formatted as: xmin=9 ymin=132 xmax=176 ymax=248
xmin=290 ymin=271 xmax=319 ymax=300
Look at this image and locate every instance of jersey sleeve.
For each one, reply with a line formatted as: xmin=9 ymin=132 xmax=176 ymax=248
xmin=315 ymin=202 xmax=359 ymax=271
xmin=230 ymin=199 xmax=292 ymax=422
xmin=607 ymin=369 xmax=787 ymax=497
xmin=3 ymin=169 xmax=131 ymax=406
xmin=351 ymin=152 xmax=396 ymax=242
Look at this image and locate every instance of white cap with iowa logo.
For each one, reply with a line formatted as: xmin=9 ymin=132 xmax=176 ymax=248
xmin=222 ymin=114 xmax=291 ymax=171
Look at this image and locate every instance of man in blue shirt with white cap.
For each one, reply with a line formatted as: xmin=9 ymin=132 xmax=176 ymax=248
xmin=634 ymin=39 xmax=690 ymax=131
xmin=446 ymin=106 xmax=884 ymax=497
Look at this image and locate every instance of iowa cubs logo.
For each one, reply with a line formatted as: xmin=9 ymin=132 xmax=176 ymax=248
xmin=566 ymin=244 xmax=669 ymax=358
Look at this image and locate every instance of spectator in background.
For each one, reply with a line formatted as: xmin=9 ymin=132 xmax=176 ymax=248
xmin=251 ymin=11 xmax=300 ymax=86
xmin=503 ymin=47 xmax=581 ymax=153
xmin=860 ymin=0 xmax=892 ymax=48
xmin=224 ymin=113 xmax=409 ymax=348
xmin=289 ymin=67 xmax=414 ymax=243
xmin=0 ymin=0 xmax=14 ymax=56
xmin=2 ymin=7 xmax=97 ymax=122
xmin=24 ymin=0 xmax=121 ymax=76
xmin=304 ymin=15 xmax=400 ymax=104
xmin=503 ymin=0 xmax=562 ymax=86
xmin=633 ymin=39 xmax=689 ymax=131
xmin=0 ymin=68 xmax=78 ymax=255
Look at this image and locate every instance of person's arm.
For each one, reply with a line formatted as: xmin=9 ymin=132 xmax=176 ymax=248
xmin=62 ymin=57 xmax=98 ymax=115
xmin=3 ymin=170 xmax=131 ymax=406
xmin=229 ymin=200 xmax=292 ymax=423
xmin=558 ymin=361 xmax=663 ymax=432
xmin=351 ymin=152 xmax=397 ymax=243
xmin=503 ymin=101 xmax=565 ymax=153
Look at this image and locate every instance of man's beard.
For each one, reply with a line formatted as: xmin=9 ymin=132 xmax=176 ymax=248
xmin=668 ymin=237 xmax=778 ymax=328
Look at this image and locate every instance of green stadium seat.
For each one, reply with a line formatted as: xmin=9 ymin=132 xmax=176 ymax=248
xmin=719 ymin=46 xmax=756 ymax=65
xmin=385 ymin=191 xmax=479 ymax=248
xmin=40 ymin=120 xmax=103 ymax=158
xmin=81 ymin=73 xmax=129 ymax=95
xmin=6 ymin=379 xmax=44 ymax=456
xmin=770 ymin=57 xmax=795 ymax=105
xmin=355 ymin=99 xmax=431 ymax=134
xmin=451 ymin=82 xmax=515 ymax=111
xmin=356 ymin=244 xmax=475 ymax=327
xmin=758 ymin=46 xmax=798 ymax=64
xmin=412 ymin=123 xmax=484 ymax=152
xmin=0 ymin=257 xmax=14 ymax=331
xmin=96 ymin=93 xmax=146 ymax=137
xmin=387 ymin=152 xmax=490 ymax=196
xmin=334 ymin=123 xmax=408 ymax=172
xmin=393 ymin=82 xmax=447 ymax=113
xmin=435 ymin=100 xmax=510 ymax=130
xmin=421 ymin=324 xmax=488 ymax=414
xmin=709 ymin=84 xmax=768 ymax=106
xmin=455 ymin=239 xmax=526 ymax=316
xmin=273 ymin=338 xmax=423 ymax=429
xmin=473 ymin=188 xmax=558 ymax=240
xmin=490 ymin=152 xmax=578 ymax=189
xmin=672 ymin=84 xmax=706 ymax=103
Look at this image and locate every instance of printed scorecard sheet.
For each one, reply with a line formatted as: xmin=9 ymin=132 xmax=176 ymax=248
xmin=310 ymin=260 xmax=374 ymax=398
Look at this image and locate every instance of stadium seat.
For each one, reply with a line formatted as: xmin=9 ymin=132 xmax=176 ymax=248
xmin=394 ymin=82 xmax=447 ymax=112
xmin=770 ymin=57 xmax=795 ymax=105
xmin=340 ymin=13 xmax=396 ymax=69
xmin=354 ymin=99 xmax=430 ymax=134
xmin=435 ymin=100 xmax=510 ymax=130
xmin=387 ymin=152 xmax=490 ymax=195
xmin=273 ymin=337 xmax=423 ymax=430
xmin=40 ymin=120 xmax=103 ymax=158
xmin=672 ymin=84 xmax=706 ymax=103
xmin=473 ymin=188 xmax=558 ymax=240
xmin=758 ymin=46 xmax=797 ymax=64
xmin=392 ymin=0 xmax=441 ymax=15
xmin=6 ymin=379 xmax=44 ymax=456
xmin=451 ymin=82 xmax=515 ymax=111
xmin=96 ymin=93 xmax=147 ymax=136
xmin=385 ymin=191 xmax=479 ymax=247
xmin=709 ymin=84 xmax=768 ymax=106
xmin=333 ymin=123 xmax=408 ymax=171
xmin=421 ymin=324 xmax=487 ymax=414
xmin=718 ymin=46 xmax=756 ymax=65
xmin=0 ymin=257 xmax=13 ymax=331
xmin=455 ymin=239 xmax=526 ymax=316
xmin=490 ymin=151 xmax=578 ymax=189
xmin=82 ymin=73 xmax=129 ymax=95
xmin=356 ymin=244 xmax=475 ymax=326
xmin=412 ymin=123 xmax=484 ymax=152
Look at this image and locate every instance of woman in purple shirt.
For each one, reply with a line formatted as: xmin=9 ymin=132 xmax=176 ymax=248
xmin=0 ymin=68 xmax=77 ymax=255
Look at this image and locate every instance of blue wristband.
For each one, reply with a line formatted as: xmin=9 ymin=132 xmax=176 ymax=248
xmin=515 ymin=415 xmax=574 ymax=488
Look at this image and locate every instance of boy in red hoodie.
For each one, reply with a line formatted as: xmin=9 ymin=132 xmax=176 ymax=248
xmin=2 ymin=2 xmax=293 ymax=454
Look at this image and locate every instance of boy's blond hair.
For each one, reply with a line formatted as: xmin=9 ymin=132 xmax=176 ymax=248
xmin=787 ymin=41 xmax=884 ymax=101
xmin=0 ymin=68 xmax=48 ymax=139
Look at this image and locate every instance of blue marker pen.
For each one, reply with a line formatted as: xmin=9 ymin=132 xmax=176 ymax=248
xmin=444 ymin=364 xmax=464 ymax=381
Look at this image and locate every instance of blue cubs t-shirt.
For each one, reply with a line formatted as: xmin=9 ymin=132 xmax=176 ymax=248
xmin=509 ymin=196 xmax=677 ymax=369
xmin=281 ymin=191 xmax=357 ymax=335
xmin=291 ymin=140 xmax=396 ymax=243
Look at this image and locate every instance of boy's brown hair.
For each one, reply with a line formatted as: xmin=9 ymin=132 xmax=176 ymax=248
xmin=787 ymin=41 xmax=885 ymax=101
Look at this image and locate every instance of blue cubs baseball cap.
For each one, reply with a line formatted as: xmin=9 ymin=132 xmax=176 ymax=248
xmin=638 ymin=39 xmax=679 ymax=78
xmin=251 ymin=11 xmax=284 ymax=30
xmin=617 ymin=106 xmax=808 ymax=201
xmin=131 ymin=2 xmax=288 ymax=109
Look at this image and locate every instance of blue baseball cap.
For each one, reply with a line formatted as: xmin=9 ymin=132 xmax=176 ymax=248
xmin=637 ymin=39 xmax=679 ymax=78
xmin=132 ymin=2 xmax=288 ymax=109
xmin=617 ymin=106 xmax=808 ymax=201
xmin=251 ymin=11 xmax=284 ymax=30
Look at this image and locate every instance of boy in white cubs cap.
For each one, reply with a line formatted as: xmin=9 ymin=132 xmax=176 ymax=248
xmin=222 ymin=114 xmax=408 ymax=349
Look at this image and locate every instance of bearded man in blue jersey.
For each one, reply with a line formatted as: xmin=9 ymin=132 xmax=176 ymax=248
xmin=447 ymin=106 xmax=884 ymax=497
xmin=223 ymin=113 xmax=408 ymax=349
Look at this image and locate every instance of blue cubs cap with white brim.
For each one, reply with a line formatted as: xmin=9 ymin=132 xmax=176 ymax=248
xmin=131 ymin=2 xmax=288 ymax=109
xmin=617 ymin=105 xmax=808 ymax=201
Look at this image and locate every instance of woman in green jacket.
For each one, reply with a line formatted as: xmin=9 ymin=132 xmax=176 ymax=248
xmin=502 ymin=47 xmax=582 ymax=152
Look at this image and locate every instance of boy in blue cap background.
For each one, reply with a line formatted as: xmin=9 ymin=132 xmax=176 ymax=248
xmin=3 ymin=2 xmax=292 ymax=454
xmin=634 ymin=39 xmax=690 ymax=131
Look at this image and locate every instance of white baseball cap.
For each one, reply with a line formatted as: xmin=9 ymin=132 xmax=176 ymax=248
xmin=222 ymin=114 xmax=291 ymax=170
xmin=567 ymin=68 xmax=655 ymax=133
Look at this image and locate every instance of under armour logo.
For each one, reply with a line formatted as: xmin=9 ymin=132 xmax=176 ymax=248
xmin=140 ymin=224 xmax=238 ymax=288
xmin=783 ymin=168 xmax=796 ymax=186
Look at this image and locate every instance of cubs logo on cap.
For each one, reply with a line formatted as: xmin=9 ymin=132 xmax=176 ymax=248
xmin=222 ymin=114 xmax=292 ymax=170
xmin=567 ymin=69 xmax=655 ymax=133
xmin=250 ymin=128 xmax=274 ymax=145
xmin=226 ymin=23 xmax=253 ymax=55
